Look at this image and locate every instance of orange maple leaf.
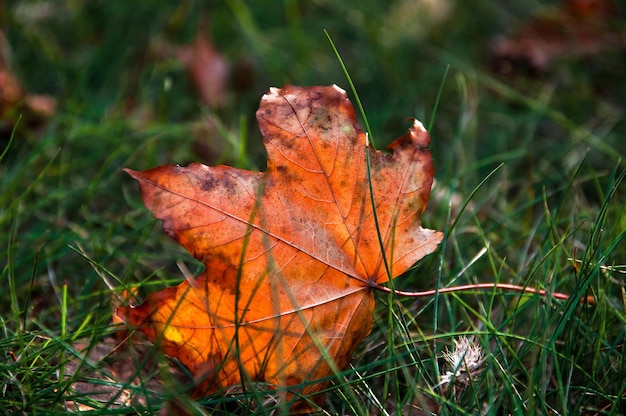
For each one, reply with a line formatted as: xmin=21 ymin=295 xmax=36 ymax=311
xmin=120 ymin=85 xmax=443 ymax=411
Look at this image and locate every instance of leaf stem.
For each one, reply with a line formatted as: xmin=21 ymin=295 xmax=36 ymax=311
xmin=370 ymin=282 xmax=593 ymax=304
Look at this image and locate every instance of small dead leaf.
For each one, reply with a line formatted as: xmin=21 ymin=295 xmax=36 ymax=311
xmin=149 ymin=22 xmax=230 ymax=164
xmin=121 ymin=85 xmax=443 ymax=411
xmin=175 ymin=28 xmax=229 ymax=108
xmin=63 ymin=335 xmax=190 ymax=412
xmin=0 ymin=30 xmax=56 ymax=133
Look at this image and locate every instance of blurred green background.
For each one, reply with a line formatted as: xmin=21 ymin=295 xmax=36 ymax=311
xmin=1 ymin=0 xmax=625 ymax=413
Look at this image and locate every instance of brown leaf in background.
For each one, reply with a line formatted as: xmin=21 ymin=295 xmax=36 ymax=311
xmin=120 ymin=85 xmax=443 ymax=411
xmin=0 ymin=30 xmax=56 ymax=133
xmin=176 ymin=29 xmax=229 ymax=108
xmin=149 ymin=21 xmax=231 ymax=164
xmin=493 ymin=0 xmax=626 ymax=72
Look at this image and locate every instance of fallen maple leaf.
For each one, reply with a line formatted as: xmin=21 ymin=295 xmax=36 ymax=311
xmin=120 ymin=85 xmax=443 ymax=411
